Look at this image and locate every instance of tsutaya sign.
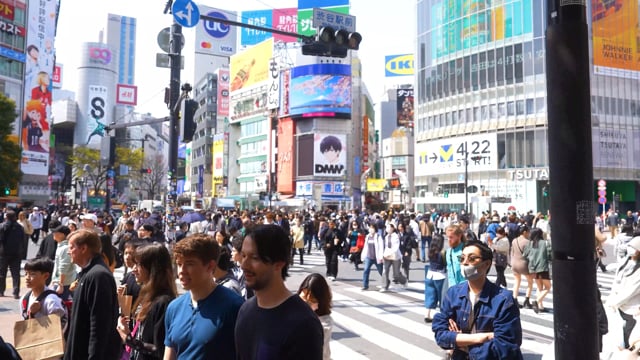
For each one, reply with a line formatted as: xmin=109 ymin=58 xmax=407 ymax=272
xmin=507 ymin=168 xmax=549 ymax=181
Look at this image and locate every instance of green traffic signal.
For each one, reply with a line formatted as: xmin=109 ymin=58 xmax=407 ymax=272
xmin=3 ymin=187 xmax=9 ymax=196
xmin=443 ymin=191 xmax=449 ymax=198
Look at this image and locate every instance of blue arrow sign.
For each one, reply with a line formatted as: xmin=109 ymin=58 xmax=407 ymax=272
xmin=107 ymin=169 xmax=115 ymax=178
xmin=172 ymin=0 xmax=200 ymax=28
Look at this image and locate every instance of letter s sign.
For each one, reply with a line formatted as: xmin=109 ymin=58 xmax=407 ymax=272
xmin=385 ymin=54 xmax=414 ymax=77
xmin=90 ymin=97 xmax=105 ymax=120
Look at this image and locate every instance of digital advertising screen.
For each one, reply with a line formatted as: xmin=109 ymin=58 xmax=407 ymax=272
xmin=289 ymin=63 xmax=352 ymax=119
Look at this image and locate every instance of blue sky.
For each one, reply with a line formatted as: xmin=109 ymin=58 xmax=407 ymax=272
xmin=55 ymin=0 xmax=415 ymax=118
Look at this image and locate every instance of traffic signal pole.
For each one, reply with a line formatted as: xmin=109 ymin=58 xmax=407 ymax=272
xmin=545 ymin=1 xmax=599 ymax=358
xmin=167 ymin=22 xmax=182 ymax=214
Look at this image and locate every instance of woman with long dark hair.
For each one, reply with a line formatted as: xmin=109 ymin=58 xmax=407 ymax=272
xmin=298 ymin=273 xmax=333 ymax=360
xmin=117 ymin=244 xmax=177 ymax=360
xmin=424 ymin=233 xmax=446 ymax=323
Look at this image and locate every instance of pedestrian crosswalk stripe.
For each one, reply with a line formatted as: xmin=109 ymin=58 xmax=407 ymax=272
xmin=330 ymin=311 xmax=442 ymax=360
xmin=330 ymin=340 xmax=370 ymax=360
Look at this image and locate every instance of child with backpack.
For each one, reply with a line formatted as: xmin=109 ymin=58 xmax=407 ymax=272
xmin=20 ymin=258 xmax=67 ymax=331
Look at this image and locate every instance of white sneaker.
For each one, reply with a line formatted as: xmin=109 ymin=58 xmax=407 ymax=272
xmin=327 ymin=276 xmax=335 ymax=281
xmin=379 ymin=288 xmax=388 ymax=293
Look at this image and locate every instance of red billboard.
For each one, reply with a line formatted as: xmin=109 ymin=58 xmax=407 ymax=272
xmin=277 ymin=117 xmax=295 ymax=193
xmin=273 ymin=8 xmax=298 ymax=43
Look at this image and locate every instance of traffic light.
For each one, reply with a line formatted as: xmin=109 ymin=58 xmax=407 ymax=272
xmin=443 ymin=191 xmax=449 ymax=198
xmin=180 ymin=99 xmax=198 ymax=142
xmin=139 ymin=168 xmax=151 ymax=174
xmin=542 ymin=185 xmax=549 ymax=197
xmin=3 ymin=187 xmax=9 ymax=196
xmin=302 ymin=27 xmax=362 ymax=58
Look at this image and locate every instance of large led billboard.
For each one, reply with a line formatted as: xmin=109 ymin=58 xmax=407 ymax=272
xmin=591 ymin=0 xmax=640 ymax=77
xmin=289 ymin=63 xmax=351 ymax=118
xmin=431 ymin=0 xmax=532 ymax=60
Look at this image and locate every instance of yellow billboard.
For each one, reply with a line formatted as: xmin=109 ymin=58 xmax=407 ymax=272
xmin=230 ymin=38 xmax=273 ymax=92
xmin=592 ymin=0 xmax=640 ymax=74
xmin=366 ymin=178 xmax=387 ymax=192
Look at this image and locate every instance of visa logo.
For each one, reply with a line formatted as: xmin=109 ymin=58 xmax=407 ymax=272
xmin=385 ymin=54 xmax=414 ymax=77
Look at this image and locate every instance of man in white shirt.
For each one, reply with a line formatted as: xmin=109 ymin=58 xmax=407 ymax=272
xmin=29 ymin=207 xmax=43 ymax=244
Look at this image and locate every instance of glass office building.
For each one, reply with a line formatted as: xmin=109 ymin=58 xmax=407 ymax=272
xmin=415 ymin=0 xmax=640 ymax=215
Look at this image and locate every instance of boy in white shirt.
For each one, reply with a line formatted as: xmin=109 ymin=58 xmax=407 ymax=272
xmin=20 ymin=258 xmax=67 ymax=330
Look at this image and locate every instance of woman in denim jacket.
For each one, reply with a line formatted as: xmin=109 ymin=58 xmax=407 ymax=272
xmin=432 ymin=240 xmax=523 ymax=360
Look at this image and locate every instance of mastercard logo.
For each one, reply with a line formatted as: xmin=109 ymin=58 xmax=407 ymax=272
xmin=201 ymin=41 xmax=212 ymax=49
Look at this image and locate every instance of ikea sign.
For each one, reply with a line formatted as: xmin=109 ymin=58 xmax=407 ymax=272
xmin=385 ymin=54 xmax=414 ymax=77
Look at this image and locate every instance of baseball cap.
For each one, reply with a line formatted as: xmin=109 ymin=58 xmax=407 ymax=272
xmin=80 ymin=213 xmax=98 ymax=223
xmin=628 ymin=236 xmax=640 ymax=252
xmin=51 ymin=225 xmax=71 ymax=236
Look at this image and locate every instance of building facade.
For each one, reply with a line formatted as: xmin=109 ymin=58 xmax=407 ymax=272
xmin=106 ymin=14 xmax=136 ymax=86
xmin=414 ymin=0 xmax=640 ymax=215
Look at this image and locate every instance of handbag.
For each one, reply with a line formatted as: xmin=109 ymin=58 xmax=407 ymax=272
xmin=14 ymin=315 xmax=64 ymax=360
xmin=383 ymin=247 xmax=397 ymax=261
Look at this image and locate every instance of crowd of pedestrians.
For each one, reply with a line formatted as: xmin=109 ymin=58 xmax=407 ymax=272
xmin=3 ymin=204 xmax=640 ymax=358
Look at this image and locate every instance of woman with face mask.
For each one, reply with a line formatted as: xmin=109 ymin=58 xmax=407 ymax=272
xmin=360 ymin=223 xmax=385 ymax=290
xmin=432 ymin=240 xmax=523 ymax=360
xmin=606 ymin=236 xmax=640 ymax=351
xmin=380 ymin=224 xmax=407 ymax=292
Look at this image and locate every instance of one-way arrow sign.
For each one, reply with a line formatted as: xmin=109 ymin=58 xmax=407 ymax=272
xmin=172 ymin=0 xmax=200 ymax=28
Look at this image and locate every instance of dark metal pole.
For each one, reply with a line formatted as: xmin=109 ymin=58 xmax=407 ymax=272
xmin=546 ymin=1 xmax=598 ymax=358
xmin=167 ymin=22 xmax=182 ymax=212
xmin=105 ymin=136 xmax=115 ymax=213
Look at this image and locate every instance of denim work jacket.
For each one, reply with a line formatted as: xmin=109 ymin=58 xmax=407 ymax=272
xmin=432 ymin=280 xmax=524 ymax=360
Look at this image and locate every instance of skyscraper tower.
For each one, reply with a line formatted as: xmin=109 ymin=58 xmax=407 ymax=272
xmin=106 ymin=14 xmax=136 ymax=85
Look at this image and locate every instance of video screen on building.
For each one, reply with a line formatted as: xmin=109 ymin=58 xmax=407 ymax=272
xmin=289 ymin=64 xmax=351 ymax=119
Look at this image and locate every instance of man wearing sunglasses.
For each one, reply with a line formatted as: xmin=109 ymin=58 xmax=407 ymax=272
xmin=432 ymin=240 xmax=523 ymax=359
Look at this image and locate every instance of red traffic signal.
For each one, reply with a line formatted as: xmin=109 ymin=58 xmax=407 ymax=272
xmin=139 ymin=168 xmax=152 ymax=174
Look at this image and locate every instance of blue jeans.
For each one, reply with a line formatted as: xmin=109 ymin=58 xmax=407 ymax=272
xmin=420 ymin=236 xmax=432 ymax=261
xmin=424 ymin=277 xmax=445 ymax=309
xmin=304 ymin=233 xmax=313 ymax=253
xmin=362 ymin=257 xmax=383 ymax=289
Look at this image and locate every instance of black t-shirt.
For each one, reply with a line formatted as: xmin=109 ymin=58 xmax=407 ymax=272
xmin=235 ymin=295 xmax=323 ymax=360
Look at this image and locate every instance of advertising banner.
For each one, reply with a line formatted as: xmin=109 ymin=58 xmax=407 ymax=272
xmin=277 ymin=118 xmax=295 ymax=193
xmin=213 ymin=133 xmax=224 ymax=179
xmin=230 ymin=38 xmax=273 ymax=92
xmin=240 ymin=9 xmax=272 ymax=46
xmin=298 ymin=0 xmax=349 ymax=9
xmin=196 ymin=6 xmax=237 ymax=56
xmin=366 ymin=178 xmax=386 ymax=192
xmin=290 ymin=64 xmax=351 ymax=118
xmin=116 ymin=84 xmax=137 ymax=106
xmin=21 ymin=0 xmax=57 ymax=176
xmin=52 ymin=64 xmax=62 ymax=88
xmin=592 ymin=128 xmax=640 ymax=169
xmin=385 ymin=54 xmax=414 ymax=77
xmin=396 ymin=88 xmax=414 ymax=127
xmin=431 ymin=0 xmax=532 ymax=60
xmin=217 ymin=68 xmax=230 ymax=116
xmin=85 ymin=85 xmax=109 ymax=147
xmin=415 ymin=133 xmax=498 ymax=176
xmin=267 ymin=58 xmax=280 ymax=110
xmin=279 ymin=69 xmax=290 ymax=117
xmin=273 ymin=8 xmax=298 ymax=43
xmin=592 ymin=0 xmax=640 ymax=77
xmin=314 ymin=133 xmax=346 ymax=177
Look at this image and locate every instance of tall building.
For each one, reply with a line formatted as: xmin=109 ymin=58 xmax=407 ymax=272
xmin=106 ymin=14 xmax=136 ymax=85
xmin=414 ymin=1 xmax=640 ymax=215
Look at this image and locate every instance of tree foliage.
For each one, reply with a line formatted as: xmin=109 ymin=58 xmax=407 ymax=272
xmin=0 ymin=94 xmax=22 ymax=188
xmin=68 ymin=145 xmax=143 ymax=194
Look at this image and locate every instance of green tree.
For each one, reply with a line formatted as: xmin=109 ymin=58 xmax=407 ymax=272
xmin=0 ymin=94 xmax=22 ymax=189
xmin=68 ymin=145 xmax=143 ymax=194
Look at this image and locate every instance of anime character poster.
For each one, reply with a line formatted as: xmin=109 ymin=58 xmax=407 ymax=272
xmin=21 ymin=0 xmax=58 ymax=176
xmin=313 ymin=133 xmax=346 ymax=177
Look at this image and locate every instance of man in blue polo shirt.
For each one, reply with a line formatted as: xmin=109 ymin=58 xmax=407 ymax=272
xmin=163 ymin=234 xmax=244 ymax=360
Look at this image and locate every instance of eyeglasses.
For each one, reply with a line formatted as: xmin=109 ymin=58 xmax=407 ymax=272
xmin=458 ymin=254 xmax=483 ymax=263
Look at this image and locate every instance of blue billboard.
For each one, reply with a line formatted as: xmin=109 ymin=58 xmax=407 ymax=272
xmin=240 ymin=9 xmax=273 ymax=46
xmin=297 ymin=0 xmax=349 ymax=9
xmin=431 ymin=0 xmax=532 ymax=59
xmin=290 ymin=64 xmax=351 ymax=118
